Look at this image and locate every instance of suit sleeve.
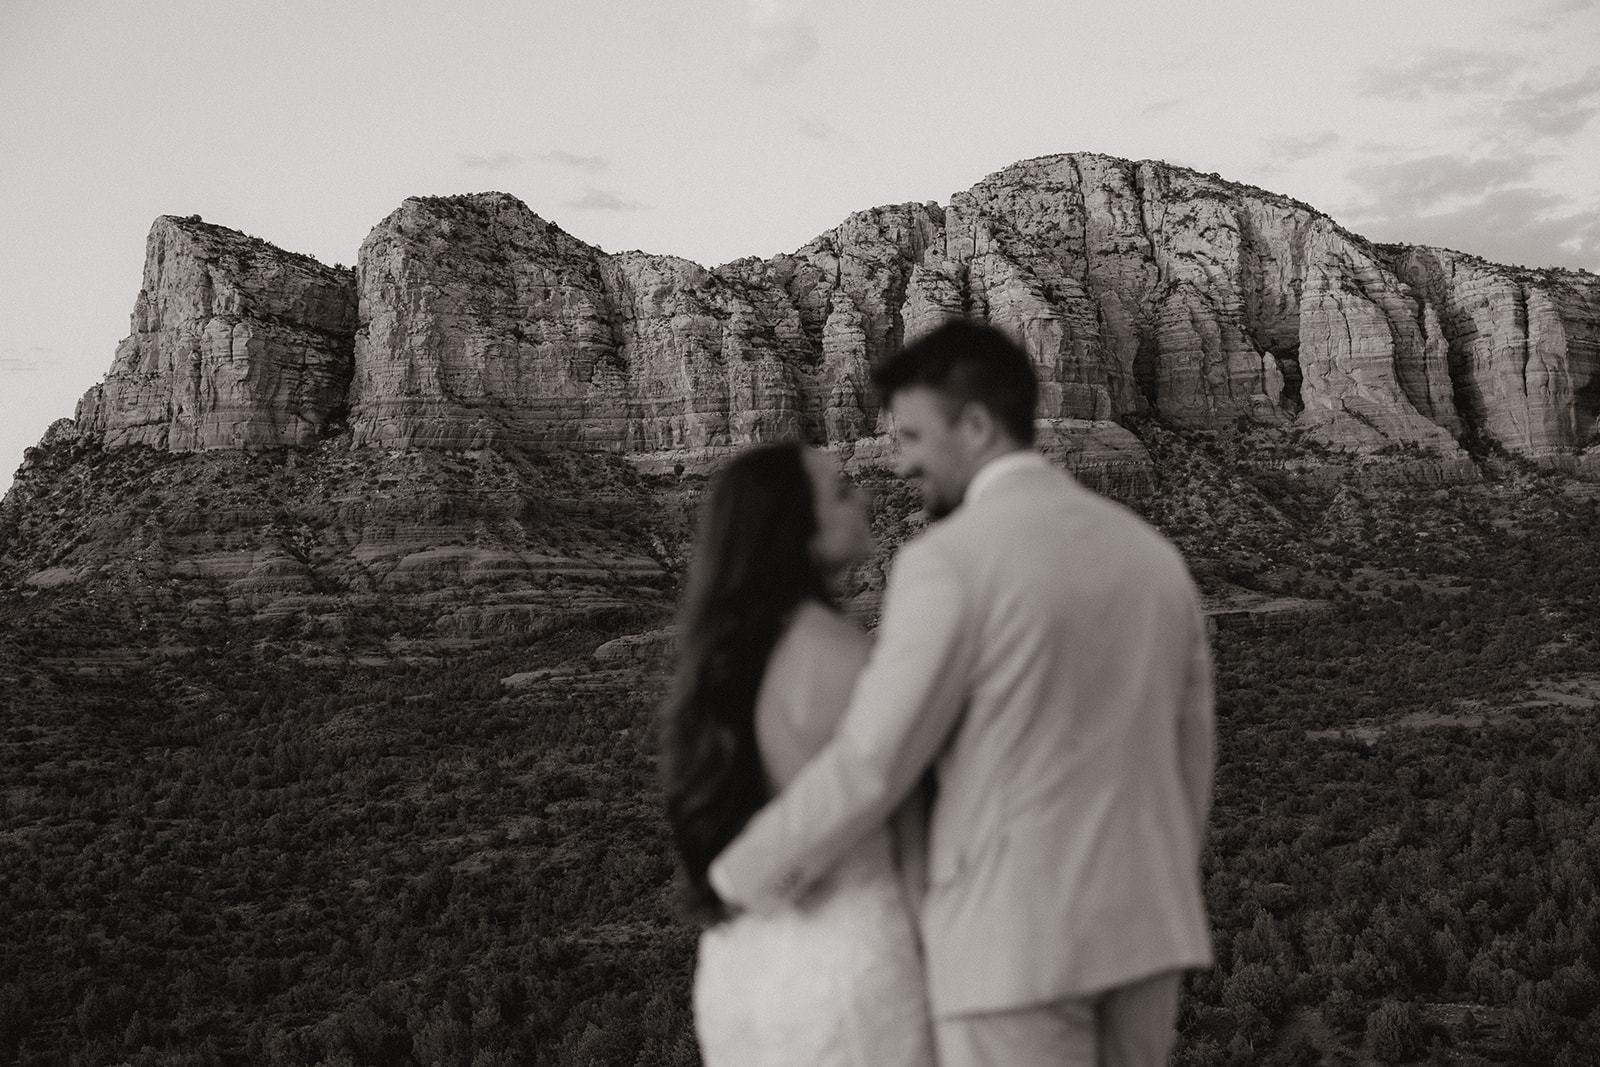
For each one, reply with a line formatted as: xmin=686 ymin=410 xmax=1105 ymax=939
xmin=1179 ymin=603 xmax=1216 ymax=845
xmin=709 ymin=539 xmax=974 ymax=909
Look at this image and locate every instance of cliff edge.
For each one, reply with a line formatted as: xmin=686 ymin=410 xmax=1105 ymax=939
xmin=47 ymin=153 xmax=1600 ymax=475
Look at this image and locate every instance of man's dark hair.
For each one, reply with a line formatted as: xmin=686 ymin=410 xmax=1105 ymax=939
xmin=873 ymin=319 xmax=1038 ymax=446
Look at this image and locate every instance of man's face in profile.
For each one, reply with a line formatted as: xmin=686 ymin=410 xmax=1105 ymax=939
xmin=888 ymin=385 xmax=971 ymax=521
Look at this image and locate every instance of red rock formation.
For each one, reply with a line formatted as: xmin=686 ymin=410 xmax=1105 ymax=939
xmin=74 ymin=216 xmax=356 ymax=449
xmin=1386 ymin=247 xmax=1600 ymax=456
xmin=56 ymin=154 xmax=1600 ymax=477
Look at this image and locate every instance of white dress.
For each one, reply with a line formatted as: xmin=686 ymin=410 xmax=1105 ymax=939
xmin=693 ymin=601 xmax=935 ymax=1067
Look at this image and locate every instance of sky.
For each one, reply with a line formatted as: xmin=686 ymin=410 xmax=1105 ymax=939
xmin=3 ymin=0 xmax=1598 ymax=497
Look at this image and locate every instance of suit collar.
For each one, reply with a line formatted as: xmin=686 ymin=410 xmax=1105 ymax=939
xmin=965 ymin=450 xmax=1051 ymax=507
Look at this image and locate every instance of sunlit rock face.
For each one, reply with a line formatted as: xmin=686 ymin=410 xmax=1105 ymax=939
xmin=74 ymin=216 xmax=356 ymax=450
xmin=55 ymin=154 xmax=1600 ymax=471
xmin=347 ymin=194 xmax=942 ymax=453
xmin=1386 ymin=247 xmax=1600 ymax=456
xmin=919 ymin=154 xmax=1479 ymax=453
xmin=350 ymin=193 xmax=626 ymax=450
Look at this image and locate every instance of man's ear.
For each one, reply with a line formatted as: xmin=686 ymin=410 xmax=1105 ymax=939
xmin=956 ymin=401 xmax=997 ymax=447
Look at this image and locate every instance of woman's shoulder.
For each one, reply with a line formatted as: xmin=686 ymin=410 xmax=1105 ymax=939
xmin=758 ymin=600 xmax=872 ymax=774
xmin=785 ymin=599 xmax=870 ymax=662
xmin=764 ymin=600 xmax=870 ymax=696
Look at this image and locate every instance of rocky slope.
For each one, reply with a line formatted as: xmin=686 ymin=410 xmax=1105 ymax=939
xmin=29 ymin=152 xmax=1600 ymax=480
xmin=0 ymin=435 xmax=683 ymax=650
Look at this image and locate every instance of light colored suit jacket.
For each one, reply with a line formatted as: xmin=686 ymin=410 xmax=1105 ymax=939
xmin=710 ymin=454 xmax=1214 ymax=1016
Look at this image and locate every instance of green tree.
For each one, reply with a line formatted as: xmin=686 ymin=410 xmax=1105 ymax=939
xmin=1365 ymin=999 xmax=1424 ymax=1063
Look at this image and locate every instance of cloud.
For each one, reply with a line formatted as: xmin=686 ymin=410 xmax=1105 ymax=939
xmin=1347 ymin=152 xmax=1543 ymax=216
xmin=742 ymin=0 xmax=820 ymax=82
xmin=1266 ymin=132 xmax=1340 ymax=167
xmin=792 ymin=116 xmax=835 ymax=142
xmin=1359 ymin=48 xmax=1516 ymax=100
xmin=534 ymin=150 xmax=611 ymax=173
xmin=460 ymin=151 xmax=523 ymax=170
xmin=0 ymin=348 xmax=58 ymax=374
xmin=1392 ymin=188 xmax=1600 ymax=270
xmin=1494 ymin=69 xmax=1600 ymax=142
xmin=565 ymin=188 xmax=645 ymax=212
xmin=1359 ymin=47 xmax=1598 ymax=152
xmin=460 ymin=150 xmax=614 ymax=173
xmin=1345 ymin=156 xmax=1600 ymax=270
xmin=1524 ymin=0 xmax=1600 ymax=31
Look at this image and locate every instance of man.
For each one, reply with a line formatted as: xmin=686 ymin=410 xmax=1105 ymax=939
xmin=709 ymin=318 xmax=1215 ymax=1067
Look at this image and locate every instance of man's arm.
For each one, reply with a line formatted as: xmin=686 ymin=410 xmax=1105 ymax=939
xmin=709 ymin=540 xmax=975 ymax=909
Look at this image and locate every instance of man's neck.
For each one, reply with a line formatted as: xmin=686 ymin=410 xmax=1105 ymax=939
xmin=964 ymin=446 xmax=1040 ymax=505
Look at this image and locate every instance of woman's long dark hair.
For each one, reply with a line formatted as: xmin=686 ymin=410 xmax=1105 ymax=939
xmin=661 ymin=442 xmax=832 ymax=923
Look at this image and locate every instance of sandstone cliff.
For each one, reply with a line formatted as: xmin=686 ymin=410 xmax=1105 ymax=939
xmin=58 ymin=154 xmax=1600 ymax=475
xmin=1384 ymin=246 xmax=1600 ymax=460
xmin=74 ymin=216 xmax=357 ymax=450
xmin=915 ymin=156 xmax=1482 ymax=456
xmin=345 ymin=194 xmax=941 ymax=455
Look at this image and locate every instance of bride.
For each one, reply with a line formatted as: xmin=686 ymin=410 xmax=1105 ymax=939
xmin=661 ymin=442 xmax=935 ymax=1067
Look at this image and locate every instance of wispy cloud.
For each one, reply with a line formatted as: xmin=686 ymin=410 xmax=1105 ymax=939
xmin=742 ymin=0 xmax=819 ymax=83
xmin=459 ymin=150 xmax=523 ymax=171
xmin=1494 ymin=69 xmax=1600 ymax=142
xmin=460 ymin=149 xmax=615 ymax=173
xmin=534 ymin=150 xmax=611 ymax=173
xmin=0 ymin=348 xmax=58 ymax=374
xmin=1358 ymin=48 xmax=1517 ymax=100
xmin=1344 ymin=36 xmax=1598 ymax=271
xmin=565 ymin=188 xmax=645 ymax=212
xmin=1396 ymin=188 xmax=1600 ymax=269
xmin=1348 ymin=152 xmax=1543 ymax=216
xmin=1524 ymin=0 xmax=1599 ymax=32
xmin=1359 ymin=46 xmax=1599 ymax=153
xmin=793 ymin=116 xmax=835 ymax=142
xmin=1266 ymin=132 xmax=1340 ymax=167
xmin=1345 ymin=155 xmax=1600 ymax=270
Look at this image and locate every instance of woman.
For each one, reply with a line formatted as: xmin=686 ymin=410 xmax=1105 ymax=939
xmin=661 ymin=442 xmax=934 ymax=1067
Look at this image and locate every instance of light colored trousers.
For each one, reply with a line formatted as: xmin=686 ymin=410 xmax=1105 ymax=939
xmin=934 ymin=970 xmax=1183 ymax=1067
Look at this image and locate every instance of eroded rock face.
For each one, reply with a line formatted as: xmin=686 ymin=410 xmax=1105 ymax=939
xmin=338 ymin=161 xmax=1600 ymax=465
xmin=347 ymin=194 xmax=943 ymax=453
xmin=52 ymin=155 xmax=1600 ymax=473
xmin=74 ymin=217 xmax=356 ymax=450
xmin=1385 ymin=247 xmax=1600 ymax=456
xmin=922 ymin=155 xmax=1475 ymax=452
xmin=351 ymin=194 xmax=623 ymax=449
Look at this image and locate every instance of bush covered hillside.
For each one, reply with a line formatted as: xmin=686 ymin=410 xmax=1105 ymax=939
xmin=3 ymin=424 xmax=1600 ymax=1066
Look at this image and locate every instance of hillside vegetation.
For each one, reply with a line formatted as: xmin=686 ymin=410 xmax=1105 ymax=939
xmin=2 ymin=426 xmax=1599 ymax=1066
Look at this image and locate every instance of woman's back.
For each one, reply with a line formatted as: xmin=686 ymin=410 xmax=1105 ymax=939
xmin=693 ymin=600 xmax=933 ymax=1067
xmin=754 ymin=600 xmax=870 ymax=788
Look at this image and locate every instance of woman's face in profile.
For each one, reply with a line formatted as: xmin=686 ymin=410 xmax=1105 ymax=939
xmin=802 ymin=447 xmax=873 ymax=576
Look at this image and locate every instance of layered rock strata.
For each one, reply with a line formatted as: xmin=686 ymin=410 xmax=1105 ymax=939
xmin=58 ymin=154 xmax=1600 ymax=471
xmin=345 ymin=194 xmax=941 ymax=452
xmin=75 ymin=217 xmax=357 ymax=449
xmin=1385 ymin=247 xmax=1600 ymax=457
xmin=922 ymin=156 xmax=1469 ymax=452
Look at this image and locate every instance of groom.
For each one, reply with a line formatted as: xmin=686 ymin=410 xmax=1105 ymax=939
xmin=709 ymin=318 xmax=1215 ymax=1066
